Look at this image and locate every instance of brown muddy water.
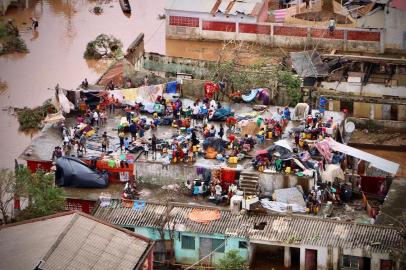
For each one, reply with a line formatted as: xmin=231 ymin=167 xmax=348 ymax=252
xmin=0 ymin=0 xmax=165 ymax=168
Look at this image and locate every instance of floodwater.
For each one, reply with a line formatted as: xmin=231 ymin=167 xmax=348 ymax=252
xmin=0 ymin=0 xmax=166 ymax=168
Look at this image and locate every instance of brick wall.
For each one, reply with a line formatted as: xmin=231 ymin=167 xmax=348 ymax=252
xmin=310 ymin=28 xmax=344 ymax=40
xmin=239 ymin=23 xmax=271 ymax=34
xmin=169 ymin=16 xmax=199 ymax=27
xmin=274 ymin=26 xmax=307 ymax=37
xmin=348 ymin=31 xmax=380 ymax=41
xmin=202 ymin=21 xmax=236 ymax=32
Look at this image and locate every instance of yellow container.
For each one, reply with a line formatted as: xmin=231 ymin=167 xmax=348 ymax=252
xmin=229 ymin=157 xmax=238 ymax=164
xmin=193 ymin=145 xmax=198 ymax=152
xmin=228 ymin=144 xmax=232 ymax=149
xmin=173 ymin=157 xmax=177 ymax=163
xmin=285 ymin=167 xmax=291 ymax=174
xmin=258 ymin=165 xmax=264 ymax=172
xmin=301 ymin=133 xmax=306 ymax=139
xmin=319 ymin=135 xmax=324 ymax=141
xmin=267 ymin=132 xmax=273 ymax=139
xmin=299 ymin=140 xmax=304 ymax=147
xmin=306 ymin=133 xmax=312 ymax=139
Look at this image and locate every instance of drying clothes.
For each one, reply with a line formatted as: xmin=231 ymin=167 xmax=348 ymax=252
xmin=166 ymin=81 xmax=177 ymax=94
xmin=315 ymin=140 xmax=333 ymax=163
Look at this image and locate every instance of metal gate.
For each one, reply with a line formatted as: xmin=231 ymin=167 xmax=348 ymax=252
xmin=199 ymin=237 xmax=212 ymax=265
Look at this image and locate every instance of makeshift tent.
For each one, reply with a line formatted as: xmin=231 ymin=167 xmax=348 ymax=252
xmin=293 ymin=103 xmax=310 ymax=120
xmin=273 ymin=187 xmax=306 ymax=207
xmin=324 ymin=138 xmax=399 ymax=175
xmin=264 ymin=144 xmax=293 ymax=160
xmin=55 ymin=157 xmax=108 ymax=188
xmin=242 ymin=89 xmax=259 ymax=102
xmin=109 ymin=84 xmax=164 ymax=104
xmin=257 ymin=88 xmax=270 ymax=105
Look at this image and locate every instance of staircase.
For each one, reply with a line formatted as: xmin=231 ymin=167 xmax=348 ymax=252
xmin=238 ymin=171 xmax=259 ymax=196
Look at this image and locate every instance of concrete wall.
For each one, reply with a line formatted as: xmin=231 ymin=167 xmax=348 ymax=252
xmin=259 ymin=174 xmax=314 ymax=196
xmin=384 ymin=7 xmax=406 ymax=51
xmin=347 ymin=117 xmax=406 ymax=132
xmin=321 ymin=81 xmax=406 ymax=98
xmin=135 ymin=161 xmax=198 ymax=185
xmin=174 ymin=232 xmax=249 ymax=266
xmin=142 ymin=52 xmax=213 ymax=79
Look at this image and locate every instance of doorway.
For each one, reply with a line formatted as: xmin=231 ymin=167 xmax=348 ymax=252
xmin=305 ymin=249 xmax=317 ymax=270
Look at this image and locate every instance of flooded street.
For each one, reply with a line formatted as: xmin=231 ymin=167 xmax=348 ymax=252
xmin=0 ymin=0 xmax=165 ymax=168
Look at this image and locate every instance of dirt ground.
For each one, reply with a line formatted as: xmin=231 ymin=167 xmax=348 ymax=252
xmin=350 ymin=129 xmax=406 ymax=146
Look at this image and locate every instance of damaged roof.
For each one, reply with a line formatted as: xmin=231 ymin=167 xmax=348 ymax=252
xmin=290 ymin=51 xmax=330 ymax=78
xmin=94 ymin=201 xmax=403 ymax=253
xmin=0 ymin=211 xmax=153 ymax=270
xmin=165 ymin=0 xmax=218 ymax=13
xmin=165 ymin=0 xmax=264 ymax=17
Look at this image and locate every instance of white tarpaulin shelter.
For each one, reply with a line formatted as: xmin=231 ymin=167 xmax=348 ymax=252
xmin=274 ymin=139 xmax=293 ymax=152
xmin=324 ymin=138 xmax=399 ymax=175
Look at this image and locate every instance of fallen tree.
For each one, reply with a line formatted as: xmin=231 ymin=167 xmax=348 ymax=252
xmin=0 ymin=21 xmax=28 ymax=55
xmin=16 ymin=99 xmax=57 ymax=131
xmin=84 ymin=34 xmax=123 ymax=59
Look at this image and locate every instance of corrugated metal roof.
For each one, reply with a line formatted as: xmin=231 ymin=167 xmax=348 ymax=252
xmin=248 ymin=215 xmax=402 ymax=253
xmin=93 ymin=200 xmax=168 ymax=228
xmin=93 ymin=201 xmax=403 ymax=253
xmin=165 ymin=0 xmax=218 ymax=13
xmin=169 ymin=205 xmax=251 ymax=237
xmin=0 ymin=211 xmax=152 ymax=270
xmin=290 ymin=51 xmax=330 ymax=78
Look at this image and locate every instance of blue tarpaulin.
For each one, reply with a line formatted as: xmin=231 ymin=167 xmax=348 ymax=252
xmin=166 ymin=81 xmax=177 ymax=94
xmin=242 ymin=88 xmax=260 ymax=102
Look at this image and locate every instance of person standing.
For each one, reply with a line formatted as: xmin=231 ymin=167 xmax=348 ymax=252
xmin=192 ymin=102 xmax=199 ymax=127
xmin=109 ymin=94 xmax=115 ymax=114
xmin=101 ymin=132 xmax=109 ymax=153
xmin=218 ymin=124 xmax=224 ymax=139
xmin=118 ymin=130 xmax=125 ymax=151
xmin=79 ymin=134 xmax=87 ymax=155
xmin=31 ymin=17 xmax=39 ymax=30
xmin=143 ymin=143 xmax=149 ymax=158
xmin=151 ymin=134 xmax=157 ymax=160
xmin=93 ymin=110 xmax=99 ymax=126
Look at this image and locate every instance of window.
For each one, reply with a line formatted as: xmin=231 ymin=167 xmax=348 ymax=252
xmin=181 ymin=235 xmax=195 ymax=250
xmin=212 ymin=239 xmax=225 ymax=253
xmin=122 ymin=226 xmax=135 ymax=232
xmin=341 ymin=255 xmax=360 ymax=269
xmin=238 ymin=241 xmax=248 ymax=249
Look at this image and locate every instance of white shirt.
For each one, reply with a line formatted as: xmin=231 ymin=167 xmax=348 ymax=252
xmin=193 ymin=105 xmax=200 ymax=115
xmin=93 ymin=112 xmax=99 ymax=120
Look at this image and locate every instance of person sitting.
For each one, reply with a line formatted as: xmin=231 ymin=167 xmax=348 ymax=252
xmin=81 ymin=78 xmax=89 ymax=89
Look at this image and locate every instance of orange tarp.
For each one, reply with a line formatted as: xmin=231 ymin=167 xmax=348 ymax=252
xmin=188 ymin=209 xmax=221 ymax=224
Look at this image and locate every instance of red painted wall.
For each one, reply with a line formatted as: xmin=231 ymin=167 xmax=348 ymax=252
xmin=310 ymin=28 xmax=344 ymax=40
xmin=169 ymin=16 xmax=199 ymax=27
xmin=239 ymin=23 xmax=270 ymax=34
xmin=202 ymin=21 xmax=236 ymax=32
xmin=274 ymin=26 xmax=307 ymax=37
xmin=65 ymin=198 xmax=96 ymax=214
xmin=348 ymin=31 xmax=380 ymax=41
xmin=27 ymin=160 xmax=53 ymax=173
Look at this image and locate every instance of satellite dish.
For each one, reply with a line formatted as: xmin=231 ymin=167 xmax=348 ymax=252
xmin=345 ymin=121 xmax=355 ymax=133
